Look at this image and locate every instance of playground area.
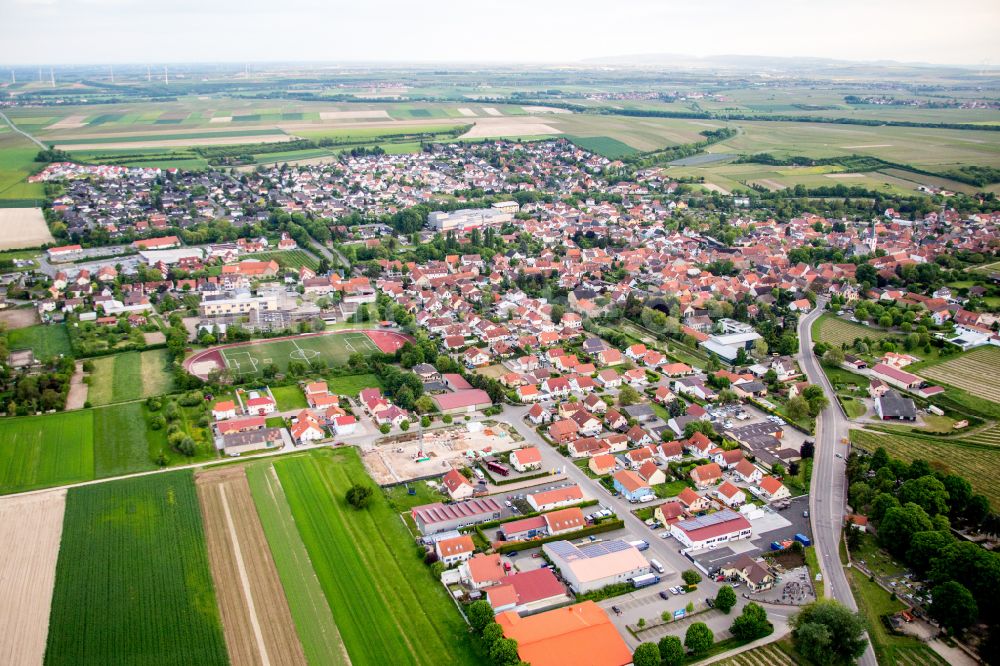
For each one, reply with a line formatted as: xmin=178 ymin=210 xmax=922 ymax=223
xmin=184 ymin=329 xmax=413 ymax=379
xmin=360 ymin=422 xmax=522 ymax=485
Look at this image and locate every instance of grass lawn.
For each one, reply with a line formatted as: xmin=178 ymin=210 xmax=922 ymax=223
xmin=325 ymin=373 xmax=382 ymax=396
xmin=0 ymin=410 xmax=94 ymax=494
xmin=653 ymin=479 xmax=690 ymax=498
xmin=850 ymin=532 xmax=905 ymax=578
xmin=246 ymin=461 xmax=349 ymax=666
xmin=45 ymin=471 xmax=228 ymax=666
xmin=841 ymin=396 xmax=867 ymax=419
xmin=93 ymin=403 xmax=160 ymax=477
xmin=848 ymin=568 xmax=947 ymax=666
xmin=6 ymin=323 xmax=72 ymax=359
xmin=384 ymin=477 xmax=448 ymax=513
xmin=272 ymin=449 xmax=481 ymax=665
xmin=85 ymin=349 xmax=175 ymax=407
xmin=271 ymin=384 xmax=308 ymax=411
xmin=804 ymin=546 xmax=824 ymax=598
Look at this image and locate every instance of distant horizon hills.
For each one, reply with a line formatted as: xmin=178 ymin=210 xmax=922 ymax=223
xmin=2 ymin=53 xmax=997 ymax=74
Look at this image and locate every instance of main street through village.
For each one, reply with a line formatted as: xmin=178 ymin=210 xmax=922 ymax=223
xmin=798 ymin=304 xmax=877 ymax=666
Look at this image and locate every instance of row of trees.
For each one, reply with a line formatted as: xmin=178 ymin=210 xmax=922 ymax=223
xmin=631 ymin=601 xmax=772 ymax=665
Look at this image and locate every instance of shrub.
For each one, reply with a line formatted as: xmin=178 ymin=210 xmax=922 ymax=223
xmin=345 ymin=484 xmax=374 ymax=509
xmin=681 ymin=569 xmax=702 ymax=585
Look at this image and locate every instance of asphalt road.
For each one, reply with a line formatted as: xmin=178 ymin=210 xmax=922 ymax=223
xmin=797 ymin=304 xmax=877 ymax=666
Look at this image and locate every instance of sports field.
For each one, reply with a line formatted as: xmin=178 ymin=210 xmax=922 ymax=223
xmin=45 ymin=471 xmax=229 ymax=666
xmin=270 ymin=449 xmax=480 ymax=665
xmin=185 ymin=330 xmax=410 ymax=380
xmin=917 ymin=346 xmax=1000 ymax=403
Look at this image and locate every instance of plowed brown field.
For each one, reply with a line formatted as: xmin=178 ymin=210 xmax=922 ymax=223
xmin=197 ymin=466 xmax=306 ymax=666
xmin=0 ymin=489 xmax=66 ymax=666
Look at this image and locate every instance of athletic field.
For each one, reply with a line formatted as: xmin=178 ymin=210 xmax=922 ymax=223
xmin=184 ymin=330 xmax=411 ymax=379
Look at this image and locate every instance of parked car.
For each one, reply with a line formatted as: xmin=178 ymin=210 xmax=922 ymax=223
xmin=706 ymin=598 xmax=715 ymax=608
xmin=611 ymin=605 xmax=622 ymax=615
xmin=659 ymin=591 xmax=670 ymax=600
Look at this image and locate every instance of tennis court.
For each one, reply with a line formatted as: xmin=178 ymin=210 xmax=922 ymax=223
xmin=184 ymin=330 xmax=413 ymax=380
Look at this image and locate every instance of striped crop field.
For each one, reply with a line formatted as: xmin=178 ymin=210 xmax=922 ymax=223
xmin=918 ymin=346 xmax=1000 ymax=403
xmin=271 ymin=449 xmax=481 ymax=665
xmin=958 ymin=422 xmax=1000 ymax=447
xmin=45 ymin=471 xmax=228 ymax=666
xmin=851 ymin=429 xmax=1000 ymax=507
xmin=714 ymin=641 xmax=797 ymax=665
xmin=813 ymin=314 xmax=894 ymax=347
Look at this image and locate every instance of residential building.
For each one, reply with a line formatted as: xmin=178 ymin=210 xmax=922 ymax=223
xmin=436 ymin=535 xmax=476 ymax=566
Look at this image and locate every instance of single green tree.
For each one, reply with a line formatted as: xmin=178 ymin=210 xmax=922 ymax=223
xmin=468 ymin=600 xmax=495 ymax=632
xmin=791 ymin=599 xmax=867 ymax=665
xmin=632 ymin=642 xmax=660 ymax=666
xmin=489 ymin=637 xmax=519 ymax=666
xmin=345 ymin=484 xmax=374 ymax=509
xmin=658 ymin=636 xmax=685 ymax=666
xmin=715 ymin=585 xmax=737 ymax=614
xmin=929 ymin=581 xmax=978 ymax=635
xmin=730 ymin=602 xmax=769 ymax=640
xmin=685 ymin=622 xmax=714 ymax=655
xmin=681 ymin=569 xmax=702 ymax=585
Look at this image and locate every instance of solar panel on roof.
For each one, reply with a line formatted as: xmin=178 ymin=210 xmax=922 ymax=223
xmin=676 ymin=509 xmax=740 ymax=530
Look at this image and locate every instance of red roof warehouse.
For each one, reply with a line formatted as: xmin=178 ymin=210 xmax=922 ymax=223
xmin=431 ymin=389 xmax=492 ymax=414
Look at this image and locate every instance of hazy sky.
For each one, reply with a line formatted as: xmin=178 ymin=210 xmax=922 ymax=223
xmin=1 ymin=0 xmax=998 ymax=66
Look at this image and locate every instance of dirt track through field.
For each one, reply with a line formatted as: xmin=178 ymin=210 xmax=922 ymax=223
xmin=197 ymin=467 xmax=306 ymax=666
xmin=0 ymin=489 xmax=66 ymax=666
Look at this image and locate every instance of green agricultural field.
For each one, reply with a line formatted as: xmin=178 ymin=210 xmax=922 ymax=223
xmin=0 ymin=128 xmax=46 ymax=202
xmin=812 ymin=313 xmax=895 ymax=347
xmin=215 ymin=331 xmax=382 ymax=377
xmin=272 ymin=449 xmax=481 ymax=665
xmin=917 ymin=346 xmax=1000 ymax=404
xmin=324 ymin=373 xmax=382 ymax=396
xmin=707 ymin=120 xmax=1000 ymax=170
xmin=851 ymin=429 xmax=1000 ymax=507
xmin=0 ymin=411 xmax=94 ymax=494
xmin=6 ymin=324 xmax=72 ymax=359
xmin=87 ymin=349 xmax=175 ymax=406
xmin=567 ymin=135 xmax=638 ymax=158
xmin=44 ymin=128 xmax=288 ymax=145
xmin=45 ymin=471 xmax=228 ymax=666
xmin=246 ymin=462 xmax=350 ymax=666
xmin=92 ymin=403 xmax=161 ymax=477
xmin=551 ymin=114 xmax=713 ymax=151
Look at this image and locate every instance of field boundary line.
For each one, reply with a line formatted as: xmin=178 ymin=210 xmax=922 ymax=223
xmin=219 ymin=483 xmax=272 ymax=666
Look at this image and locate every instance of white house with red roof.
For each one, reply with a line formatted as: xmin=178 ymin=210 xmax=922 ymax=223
xmin=716 ymin=481 xmax=746 ymax=507
xmin=442 ymin=468 xmax=475 ymax=501
xmin=212 ymin=400 xmax=237 ymax=420
xmin=510 ymin=447 xmax=543 ymax=472
xmin=757 ymin=476 xmax=791 ymax=501
xmin=244 ymin=393 xmax=276 ymax=415
xmin=436 ymin=534 xmax=476 ymax=566
xmin=331 ymin=414 xmax=357 ymax=436
xmin=290 ymin=409 xmax=324 ymax=443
